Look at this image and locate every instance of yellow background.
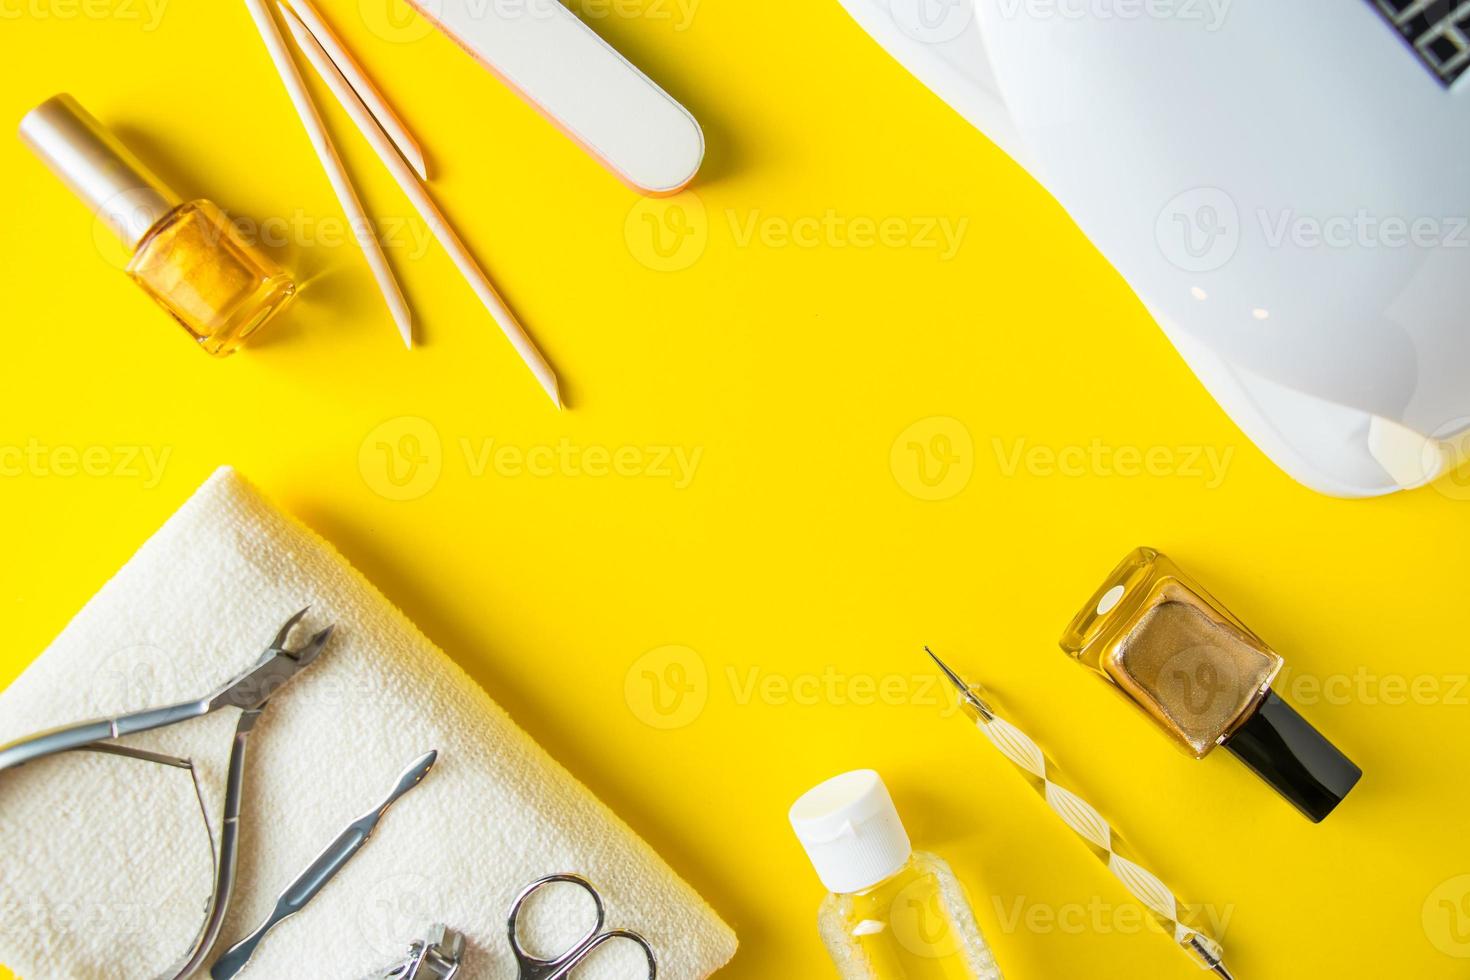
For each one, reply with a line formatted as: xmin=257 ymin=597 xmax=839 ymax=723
xmin=1 ymin=1 xmax=1468 ymax=977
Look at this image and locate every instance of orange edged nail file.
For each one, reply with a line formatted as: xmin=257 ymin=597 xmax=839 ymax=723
xmin=409 ymin=0 xmax=704 ymax=195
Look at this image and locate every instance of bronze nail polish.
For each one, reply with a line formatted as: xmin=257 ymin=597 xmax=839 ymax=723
xmin=1061 ymin=547 xmax=1362 ymax=822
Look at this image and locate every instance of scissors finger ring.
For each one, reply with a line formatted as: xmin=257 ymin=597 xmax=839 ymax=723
xmin=507 ymin=874 xmax=656 ymax=980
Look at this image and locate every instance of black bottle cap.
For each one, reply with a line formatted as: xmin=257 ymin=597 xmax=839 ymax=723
xmin=1224 ymin=689 xmax=1362 ymax=823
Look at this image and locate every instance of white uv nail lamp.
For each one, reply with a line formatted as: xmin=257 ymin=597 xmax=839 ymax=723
xmin=840 ymin=0 xmax=1470 ymax=497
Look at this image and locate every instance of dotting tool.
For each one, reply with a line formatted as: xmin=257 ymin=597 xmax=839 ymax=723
xmin=925 ymin=647 xmax=1236 ymax=979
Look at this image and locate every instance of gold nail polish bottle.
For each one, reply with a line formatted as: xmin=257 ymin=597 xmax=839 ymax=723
xmin=19 ymin=94 xmax=295 ymax=356
xmin=1062 ymin=547 xmax=1362 ymax=822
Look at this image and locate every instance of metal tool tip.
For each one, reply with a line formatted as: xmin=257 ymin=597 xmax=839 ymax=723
xmin=272 ymin=606 xmax=311 ymax=647
xmin=400 ymin=749 xmax=438 ymax=787
xmin=923 ymin=646 xmax=970 ymax=694
xmin=1211 ymin=962 xmax=1235 ymax=980
xmin=290 ymin=624 xmax=335 ymax=665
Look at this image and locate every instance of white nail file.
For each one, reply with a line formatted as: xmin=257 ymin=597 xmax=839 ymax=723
xmin=409 ymin=0 xmax=704 ymax=195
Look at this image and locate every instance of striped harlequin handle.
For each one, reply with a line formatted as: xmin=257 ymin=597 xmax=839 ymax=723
xmin=977 ymin=714 xmax=1227 ymax=966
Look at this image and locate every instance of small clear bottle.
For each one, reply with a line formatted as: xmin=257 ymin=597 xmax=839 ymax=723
xmin=19 ymin=94 xmax=295 ymax=356
xmin=789 ymin=770 xmax=1003 ymax=980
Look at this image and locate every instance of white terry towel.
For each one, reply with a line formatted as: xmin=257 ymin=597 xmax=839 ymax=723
xmin=0 ymin=467 xmax=737 ymax=980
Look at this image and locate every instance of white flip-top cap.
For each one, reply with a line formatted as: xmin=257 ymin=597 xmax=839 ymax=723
xmin=789 ymin=770 xmax=912 ymax=895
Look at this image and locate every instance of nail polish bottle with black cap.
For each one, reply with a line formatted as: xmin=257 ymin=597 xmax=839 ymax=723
xmin=1060 ymin=547 xmax=1362 ymax=822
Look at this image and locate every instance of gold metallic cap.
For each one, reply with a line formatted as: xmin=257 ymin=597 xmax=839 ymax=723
xmin=18 ymin=93 xmax=181 ymax=251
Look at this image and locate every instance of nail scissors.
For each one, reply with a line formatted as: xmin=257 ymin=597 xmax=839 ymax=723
xmin=0 ymin=607 xmax=334 ymax=980
xmin=508 ymin=874 xmax=657 ymax=980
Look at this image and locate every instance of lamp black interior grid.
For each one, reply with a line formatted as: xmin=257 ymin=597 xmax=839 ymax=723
xmin=1370 ymin=0 xmax=1470 ymax=86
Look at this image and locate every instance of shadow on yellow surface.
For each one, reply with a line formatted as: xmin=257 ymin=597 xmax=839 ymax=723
xmin=1 ymin=0 xmax=1469 ymax=978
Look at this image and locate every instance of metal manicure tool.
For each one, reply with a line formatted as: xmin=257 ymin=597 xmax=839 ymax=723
xmin=364 ymin=872 xmax=657 ymax=980
xmin=508 ymin=873 xmax=657 ymax=980
xmin=362 ymin=924 xmax=466 ymax=980
xmin=210 ymin=750 xmax=440 ymax=979
xmin=0 ymin=608 xmax=335 ymax=980
xmin=925 ymin=647 xmax=1237 ymax=980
